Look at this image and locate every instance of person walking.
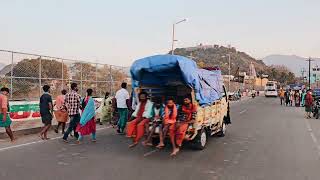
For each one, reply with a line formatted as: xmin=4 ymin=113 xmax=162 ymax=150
xmin=0 ymin=87 xmax=15 ymax=142
xmin=301 ymin=89 xmax=306 ymax=107
xmin=100 ymin=92 xmax=113 ymax=125
xmin=39 ymin=85 xmax=53 ymax=140
xmin=294 ymin=90 xmax=301 ymax=107
xmin=290 ymin=89 xmax=294 ymax=106
xmin=62 ymin=83 xmax=81 ymax=142
xmin=76 ymin=89 xmax=97 ymax=144
xmin=115 ymin=82 xmax=131 ymax=134
xmin=279 ymin=88 xmax=285 ymax=106
xmin=54 ymin=89 xmax=68 ymax=134
xmin=305 ymin=90 xmax=313 ymax=119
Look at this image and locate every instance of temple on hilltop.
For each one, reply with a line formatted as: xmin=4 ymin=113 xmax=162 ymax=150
xmin=248 ymin=62 xmax=257 ymax=78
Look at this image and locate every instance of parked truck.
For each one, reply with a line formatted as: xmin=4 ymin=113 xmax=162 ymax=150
xmin=130 ymin=55 xmax=231 ymax=150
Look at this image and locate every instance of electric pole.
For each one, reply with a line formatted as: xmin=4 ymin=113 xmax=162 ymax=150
xmin=301 ymin=68 xmax=306 ymax=82
xmin=307 ymin=57 xmax=314 ymax=89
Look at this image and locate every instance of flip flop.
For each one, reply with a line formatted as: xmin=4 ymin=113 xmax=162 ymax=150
xmin=156 ymin=144 xmax=165 ymax=149
xmin=38 ymin=134 xmax=44 ymax=140
xmin=129 ymin=143 xmax=138 ymax=148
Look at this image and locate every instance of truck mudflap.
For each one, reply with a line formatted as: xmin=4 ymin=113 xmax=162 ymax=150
xmin=224 ymin=103 xmax=231 ymax=124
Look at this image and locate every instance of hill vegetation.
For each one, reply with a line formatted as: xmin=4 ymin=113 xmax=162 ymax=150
xmin=171 ymin=45 xmax=295 ymax=84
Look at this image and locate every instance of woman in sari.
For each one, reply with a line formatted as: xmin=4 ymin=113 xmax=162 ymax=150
xmin=294 ymin=90 xmax=300 ymax=107
xmin=54 ymin=89 xmax=68 ymax=134
xmin=76 ymin=89 xmax=96 ymax=144
xmin=100 ymin=92 xmax=113 ymax=124
xmin=305 ymin=90 xmax=313 ymax=119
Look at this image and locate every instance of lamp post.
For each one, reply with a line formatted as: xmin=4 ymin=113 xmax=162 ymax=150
xmin=307 ymin=57 xmax=314 ymax=89
xmin=171 ymin=18 xmax=187 ymax=55
xmin=222 ymin=54 xmax=231 ymax=92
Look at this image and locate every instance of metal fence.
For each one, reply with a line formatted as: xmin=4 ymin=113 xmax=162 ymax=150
xmin=0 ymin=50 xmax=130 ymax=100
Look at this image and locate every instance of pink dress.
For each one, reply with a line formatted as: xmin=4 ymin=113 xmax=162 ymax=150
xmin=76 ymin=97 xmax=96 ymax=135
xmin=54 ymin=95 xmax=68 ymax=123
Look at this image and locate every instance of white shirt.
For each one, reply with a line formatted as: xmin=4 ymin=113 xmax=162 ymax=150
xmin=115 ymin=88 xmax=130 ymax=108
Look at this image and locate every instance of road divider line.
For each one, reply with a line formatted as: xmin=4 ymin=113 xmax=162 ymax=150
xmin=143 ymin=149 xmax=159 ymax=157
xmin=304 ymin=118 xmax=320 ymax=158
xmin=239 ymin=109 xmax=247 ymax=114
xmin=0 ymin=126 xmax=111 ymax=152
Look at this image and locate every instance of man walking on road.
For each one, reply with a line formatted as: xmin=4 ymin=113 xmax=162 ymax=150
xmin=115 ymin=82 xmax=131 ymax=134
xmin=279 ymin=88 xmax=285 ymax=105
xmin=63 ymin=83 xmax=81 ymax=142
xmin=0 ymin=87 xmax=15 ymax=142
xmin=39 ymin=85 xmax=53 ymax=140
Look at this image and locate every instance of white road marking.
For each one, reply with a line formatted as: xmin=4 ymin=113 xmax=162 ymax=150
xmin=239 ymin=109 xmax=247 ymax=114
xmin=304 ymin=118 xmax=320 ymax=158
xmin=143 ymin=149 xmax=159 ymax=157
xmin=0 ymin=126 xmax=111 ymax=152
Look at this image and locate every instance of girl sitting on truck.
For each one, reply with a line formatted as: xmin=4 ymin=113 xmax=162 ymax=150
xmin=156 ymin=97 xmax=178 ymax=156
xmin=142 ymin=97 xmax=164 ymax=147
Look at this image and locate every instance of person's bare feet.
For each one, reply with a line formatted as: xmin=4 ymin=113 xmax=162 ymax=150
xmin=129 ymin=142 xmax=138 ymax=148
xmin=38 ymin=134 xmax=44 ymax=140
xmin=142 ymin=141 xmax=153 ymax=147
xmin=156 ymin=143 xmax=165 ymax=149
xmin=170 ymin=148 xmax=180 ymax=156
xmin=10 ymin=138 xmax=18 ymax=143
xmin=76 ymin=140 xmax=81 ymax=145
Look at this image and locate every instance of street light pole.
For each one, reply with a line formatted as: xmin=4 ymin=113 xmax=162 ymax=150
xmin=307 ymin=57 xmax=314 ymax=89
xmin=228 ymin=54 xmax=231 ymax=92
xmin=171 ymin=18 xmax=187 ymax=55
xmin=222 ymin=54 xmax=231 ymax=92
xmin=171 ymin=24 xmax=175 ymax=55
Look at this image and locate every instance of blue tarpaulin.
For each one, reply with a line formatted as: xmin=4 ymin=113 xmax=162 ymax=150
xmin=130 ymin=54 xmax=223 ymax=106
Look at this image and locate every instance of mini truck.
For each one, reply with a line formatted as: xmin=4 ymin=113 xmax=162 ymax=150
xmin=130 ymin=55 xmax=231 ymax=150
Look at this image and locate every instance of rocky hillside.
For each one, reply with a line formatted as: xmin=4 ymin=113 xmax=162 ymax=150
xmin=171 ymin=44 xmax=267 ymax=75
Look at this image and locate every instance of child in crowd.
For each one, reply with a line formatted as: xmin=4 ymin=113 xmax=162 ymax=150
xmin=143 ymin=97 xmax=164 ymax=146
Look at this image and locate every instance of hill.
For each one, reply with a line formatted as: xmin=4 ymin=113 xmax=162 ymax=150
xmin=171 ymin=44 xmax=267 ymax=75
xmin=263 ymin=54 xmax=320 ymax=76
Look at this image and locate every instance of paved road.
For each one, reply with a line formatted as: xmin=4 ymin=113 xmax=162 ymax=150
xmin=1 ymin=97 xmax=320 ymax=180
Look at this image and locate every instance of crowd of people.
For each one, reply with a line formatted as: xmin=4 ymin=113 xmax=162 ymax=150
xmin=113 ymin=83 xmax=197 ymax=156
xmin=38 ymin=83 xmax=98 ymax=144
xmin=279 ymin=88 xmax=314 ymax=119
xmin=279 ymin=89 xmax=307 ymax=107
xmin=0 ymin=82 xmax=197 ymax=156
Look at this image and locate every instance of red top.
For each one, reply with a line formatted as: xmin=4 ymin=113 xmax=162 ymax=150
xmin=136 ymin=101 xmax=146 ymax=118
xmin=305 ymin=93 xmax=313 ymax=106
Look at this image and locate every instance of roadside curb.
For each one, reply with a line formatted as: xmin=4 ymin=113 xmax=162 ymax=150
xmin=0 ymin=125 xmax=58 ymax=139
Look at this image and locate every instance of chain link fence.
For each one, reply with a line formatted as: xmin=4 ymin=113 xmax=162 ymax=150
xmin=0 ymin=50 xmax=130 ymax=100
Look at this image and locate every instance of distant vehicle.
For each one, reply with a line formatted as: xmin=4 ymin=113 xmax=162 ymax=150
xmin=265 ymin=81 xmax=278 ymax=97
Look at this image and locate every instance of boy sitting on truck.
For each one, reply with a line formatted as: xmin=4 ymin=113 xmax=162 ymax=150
xmin=142 ymin=97 xmax=164 ymax=146
xmin=126 ymin=92 xmax=153 ymax=148
xmin=175 ymin=96 xmax=197 ymax=153
xmin=156 ymin=97 xmax=179 ymax=156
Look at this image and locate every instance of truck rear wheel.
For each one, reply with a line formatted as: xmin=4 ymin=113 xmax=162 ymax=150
xmin=217 ymin=122 xmax=226 ymax=137
xmin=192 ymin=128 xmax=207 ymax=150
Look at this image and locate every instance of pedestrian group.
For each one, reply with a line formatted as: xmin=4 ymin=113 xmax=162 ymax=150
xmin=1 ymin=81 xmax=196 ymax=156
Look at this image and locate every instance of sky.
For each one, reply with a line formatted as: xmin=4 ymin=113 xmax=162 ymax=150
xmin=0 ymin=0 xmax=319 ymax=66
